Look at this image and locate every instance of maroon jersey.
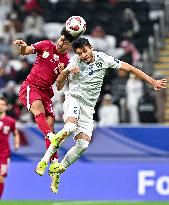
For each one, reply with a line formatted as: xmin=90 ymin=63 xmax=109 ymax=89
xmin=0 ymin=115 xmax=16 ymax=158
xmin=26 ymin=40 xmax=69 ymax=88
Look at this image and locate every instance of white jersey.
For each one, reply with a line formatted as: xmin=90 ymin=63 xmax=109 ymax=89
xmin=65 ymin=51 xmax=122 ymax=107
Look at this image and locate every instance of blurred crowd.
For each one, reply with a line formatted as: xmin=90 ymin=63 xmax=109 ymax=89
xmin=0 ymin=0 xmax=166 ymax=124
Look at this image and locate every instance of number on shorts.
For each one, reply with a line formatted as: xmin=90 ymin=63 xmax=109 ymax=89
xmin=74 ymin=106 xmax=78 ymax=114
xmin=1 ymin=164 xmax=7 ymax=175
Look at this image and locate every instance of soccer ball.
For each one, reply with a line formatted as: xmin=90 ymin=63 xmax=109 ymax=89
xmin=66 ymin=16 xmax=86 ymax=37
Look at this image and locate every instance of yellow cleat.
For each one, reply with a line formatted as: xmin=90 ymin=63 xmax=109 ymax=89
xmin=49 ymin=173 xmax=60 ymax=193
xmin=35 ymin=161 xmax=48 ymax=176
xmin=49 ymin=161 xmax=66 ymax=174
xmin=51 ymin=130 xmax=68 ymax=148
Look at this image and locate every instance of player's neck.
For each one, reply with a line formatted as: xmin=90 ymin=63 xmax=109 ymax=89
xmin=55 ymin=45 xmax=67 ymax=54
xmin=90 ymin=52 xmax=95 ymax=63
xmin=86 ymin=52 xmax=95 ymax=64
xmin=58 ymin=50 xmax=66 ymax=54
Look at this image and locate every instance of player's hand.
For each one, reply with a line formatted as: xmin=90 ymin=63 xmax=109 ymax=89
xmin=12 ymin=40 xmax=27 ymax=47
xmin=14 ymin=142 xmax=20 ymax=150
xmin=66 ymin=66 xmax=80 ymax=74
xmin=153 ymin=79 xmax=167 ymax=91
xmin=69 ymin=67 xmax=80 ymax=74
xmin=58 ymin=63 xmax=65 ymax=73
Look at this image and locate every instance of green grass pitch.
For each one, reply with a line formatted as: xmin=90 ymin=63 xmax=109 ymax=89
xmin=0 ymin=201 xmax=169 ymax=205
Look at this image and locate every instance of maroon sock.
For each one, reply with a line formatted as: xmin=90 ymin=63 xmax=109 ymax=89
xmin=0 ymin=182 xmax=4 ymax=198
xmin=35 ymin=113 xmax=51 ymax=136
xmin=45 ymin=137 xmax=58 ymax=162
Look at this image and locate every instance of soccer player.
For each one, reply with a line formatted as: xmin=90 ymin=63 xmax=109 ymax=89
xmin=0 ymin=97 xmax=20 ymax=199
xmin=37 ymin=37 xmax=167 ymax=191
xmin=12 ymin=26 xmax=80 ymax=193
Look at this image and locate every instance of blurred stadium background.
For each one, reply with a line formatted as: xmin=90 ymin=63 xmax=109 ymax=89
xmin=1 ymin=0 xmax=169 ymax=204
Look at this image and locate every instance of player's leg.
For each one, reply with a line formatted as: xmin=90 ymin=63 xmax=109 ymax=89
xmin=45 ymin=116 xmax=58 ymax=162
xmin=0 ymin=175 xmax=4 ymax=199
xmin=0 ymin=158 xmax=10 ymax=199
xmin=35 ymin=99 xmax=58 ymax=176
xmin=48 ymin=133 xmax=90 ymax=193
xmin=31 ymin=100 xmax=54 ymax=138
xmin=48 ymin=104 xmax=93 ymax=193
xmin=40 ymin=98 xmax=76 ymax=193
xmin=33 ymin=100 xmax=58 ymax=175
xmin=49 ymin=133 xmax=90 ymax=173
xmin=36 ymin=95 xmax=79 ymax=180
xmin=49 ymin=103 xmax=94 ymax=174
xmin=19 ymin=84 xmax=54 ymax=139
xmin=61 ymin=133 xmax=90 ymax=168
xmin=51 ymin=117 xmax=78 ymax=147
xmin=41 ymin=95 xmax=80 ymax=164
xmin=50 ymin=95 xmax=80 ymax=148
xmin=36 ymin=116 xmax=78 ymax=176
xmin=19 ymin=83 xmax=57 ymax=177
xmin=45 ymin=116 xmax=60 ymax=192
xmin=35 ymin=114 xmax=57 ymax=175
xmin=41 ymin=115 xmax=61 ymax=193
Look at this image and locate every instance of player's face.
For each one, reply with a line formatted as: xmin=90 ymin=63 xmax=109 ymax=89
xmin=56 ymin=36 xmax=71 ymax=53
xmin=0 ymin=100 xmax=7 ymax=114
xmin=75 ymin=45 xmax=94 ymax=64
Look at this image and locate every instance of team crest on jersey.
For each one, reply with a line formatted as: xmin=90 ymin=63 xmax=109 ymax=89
xmin=53 ymin=54 xmax=59 ymax=61
xmin=96 ymin=62 xmax=102 ymax=68
xmin=42 ymin=51 xmax=50 ymax=58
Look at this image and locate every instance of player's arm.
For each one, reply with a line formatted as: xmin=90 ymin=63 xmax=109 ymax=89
xmin=12 ymin=40 xmax=34 ymax=55
xmin=120 ymin=61 xmax=167 ymax=90
xmin=56 ymin=61 xmax=80 ymax=91
xmin=13 ymin=128 xmax=20 ymax=150
xmin=56 ymin=55 xmax=80 ymax=90
xmin=56 ymin=68 xmax=70 ymax=91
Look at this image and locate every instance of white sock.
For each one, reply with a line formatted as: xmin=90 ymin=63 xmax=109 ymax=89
xmin=46 ymin=132 xmax=55 ymax=141
xmin=61 ymin=146 xmax=79 ymax=168
xmin=41 ymin=144 xmax=56 ymax=163
xmin=61 ymin=139 xmax=89 ymax=168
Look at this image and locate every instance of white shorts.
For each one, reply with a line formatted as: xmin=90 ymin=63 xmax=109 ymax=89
xmin=63 ymin=93 xmax=94 ymax=138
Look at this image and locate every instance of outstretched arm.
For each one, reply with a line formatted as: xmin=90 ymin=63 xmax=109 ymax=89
xmin=12 ymin=40 xmax=34 ymax=55
xmin=120 ymin=62 xmax=167 ymax=90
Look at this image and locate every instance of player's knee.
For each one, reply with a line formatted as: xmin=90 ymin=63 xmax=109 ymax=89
xmin=76 ymin=139 xmax=89 ymax=153
xmin=47 ymin=119 xmax=54 ymax=131
xmin=64 ymin=122 xmax=77 ymax=133
xmin=0 ymin=175 xmax=4 ymax=183
xmin=31 ymin=101 xmax=44 ymax=114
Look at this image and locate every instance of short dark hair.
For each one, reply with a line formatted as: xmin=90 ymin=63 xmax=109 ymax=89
xmin=0 ymin=96 xmax=8 ymax=104
xmin=72 ymin=37 xmax=91 ymax=52
xmin=61 ymin=27 xmax=80 ymax=43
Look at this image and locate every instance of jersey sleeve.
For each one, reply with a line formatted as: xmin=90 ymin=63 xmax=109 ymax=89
xmin=66 ymin=54 xmax=79 ymax=69
xmin=31 ymin=40 xmax=51 ymax=54
xmin=100 ymin=52 xmax=122 ymax=69
xmin=107 ymin=56 xmax=121 ymax=69
xmin=66 ymin=55 xmax=79 ymax=81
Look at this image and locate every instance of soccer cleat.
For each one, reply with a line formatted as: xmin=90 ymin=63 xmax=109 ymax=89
xmin=51 ymin=130 xmax=68 ymax=148
xmin=49 ymin=161 xmax=66 ymax=174
xmin=35 ymin=161 xmax=48 ymax=176
xmin=49 ymin=173 xmax=60 ymax=193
